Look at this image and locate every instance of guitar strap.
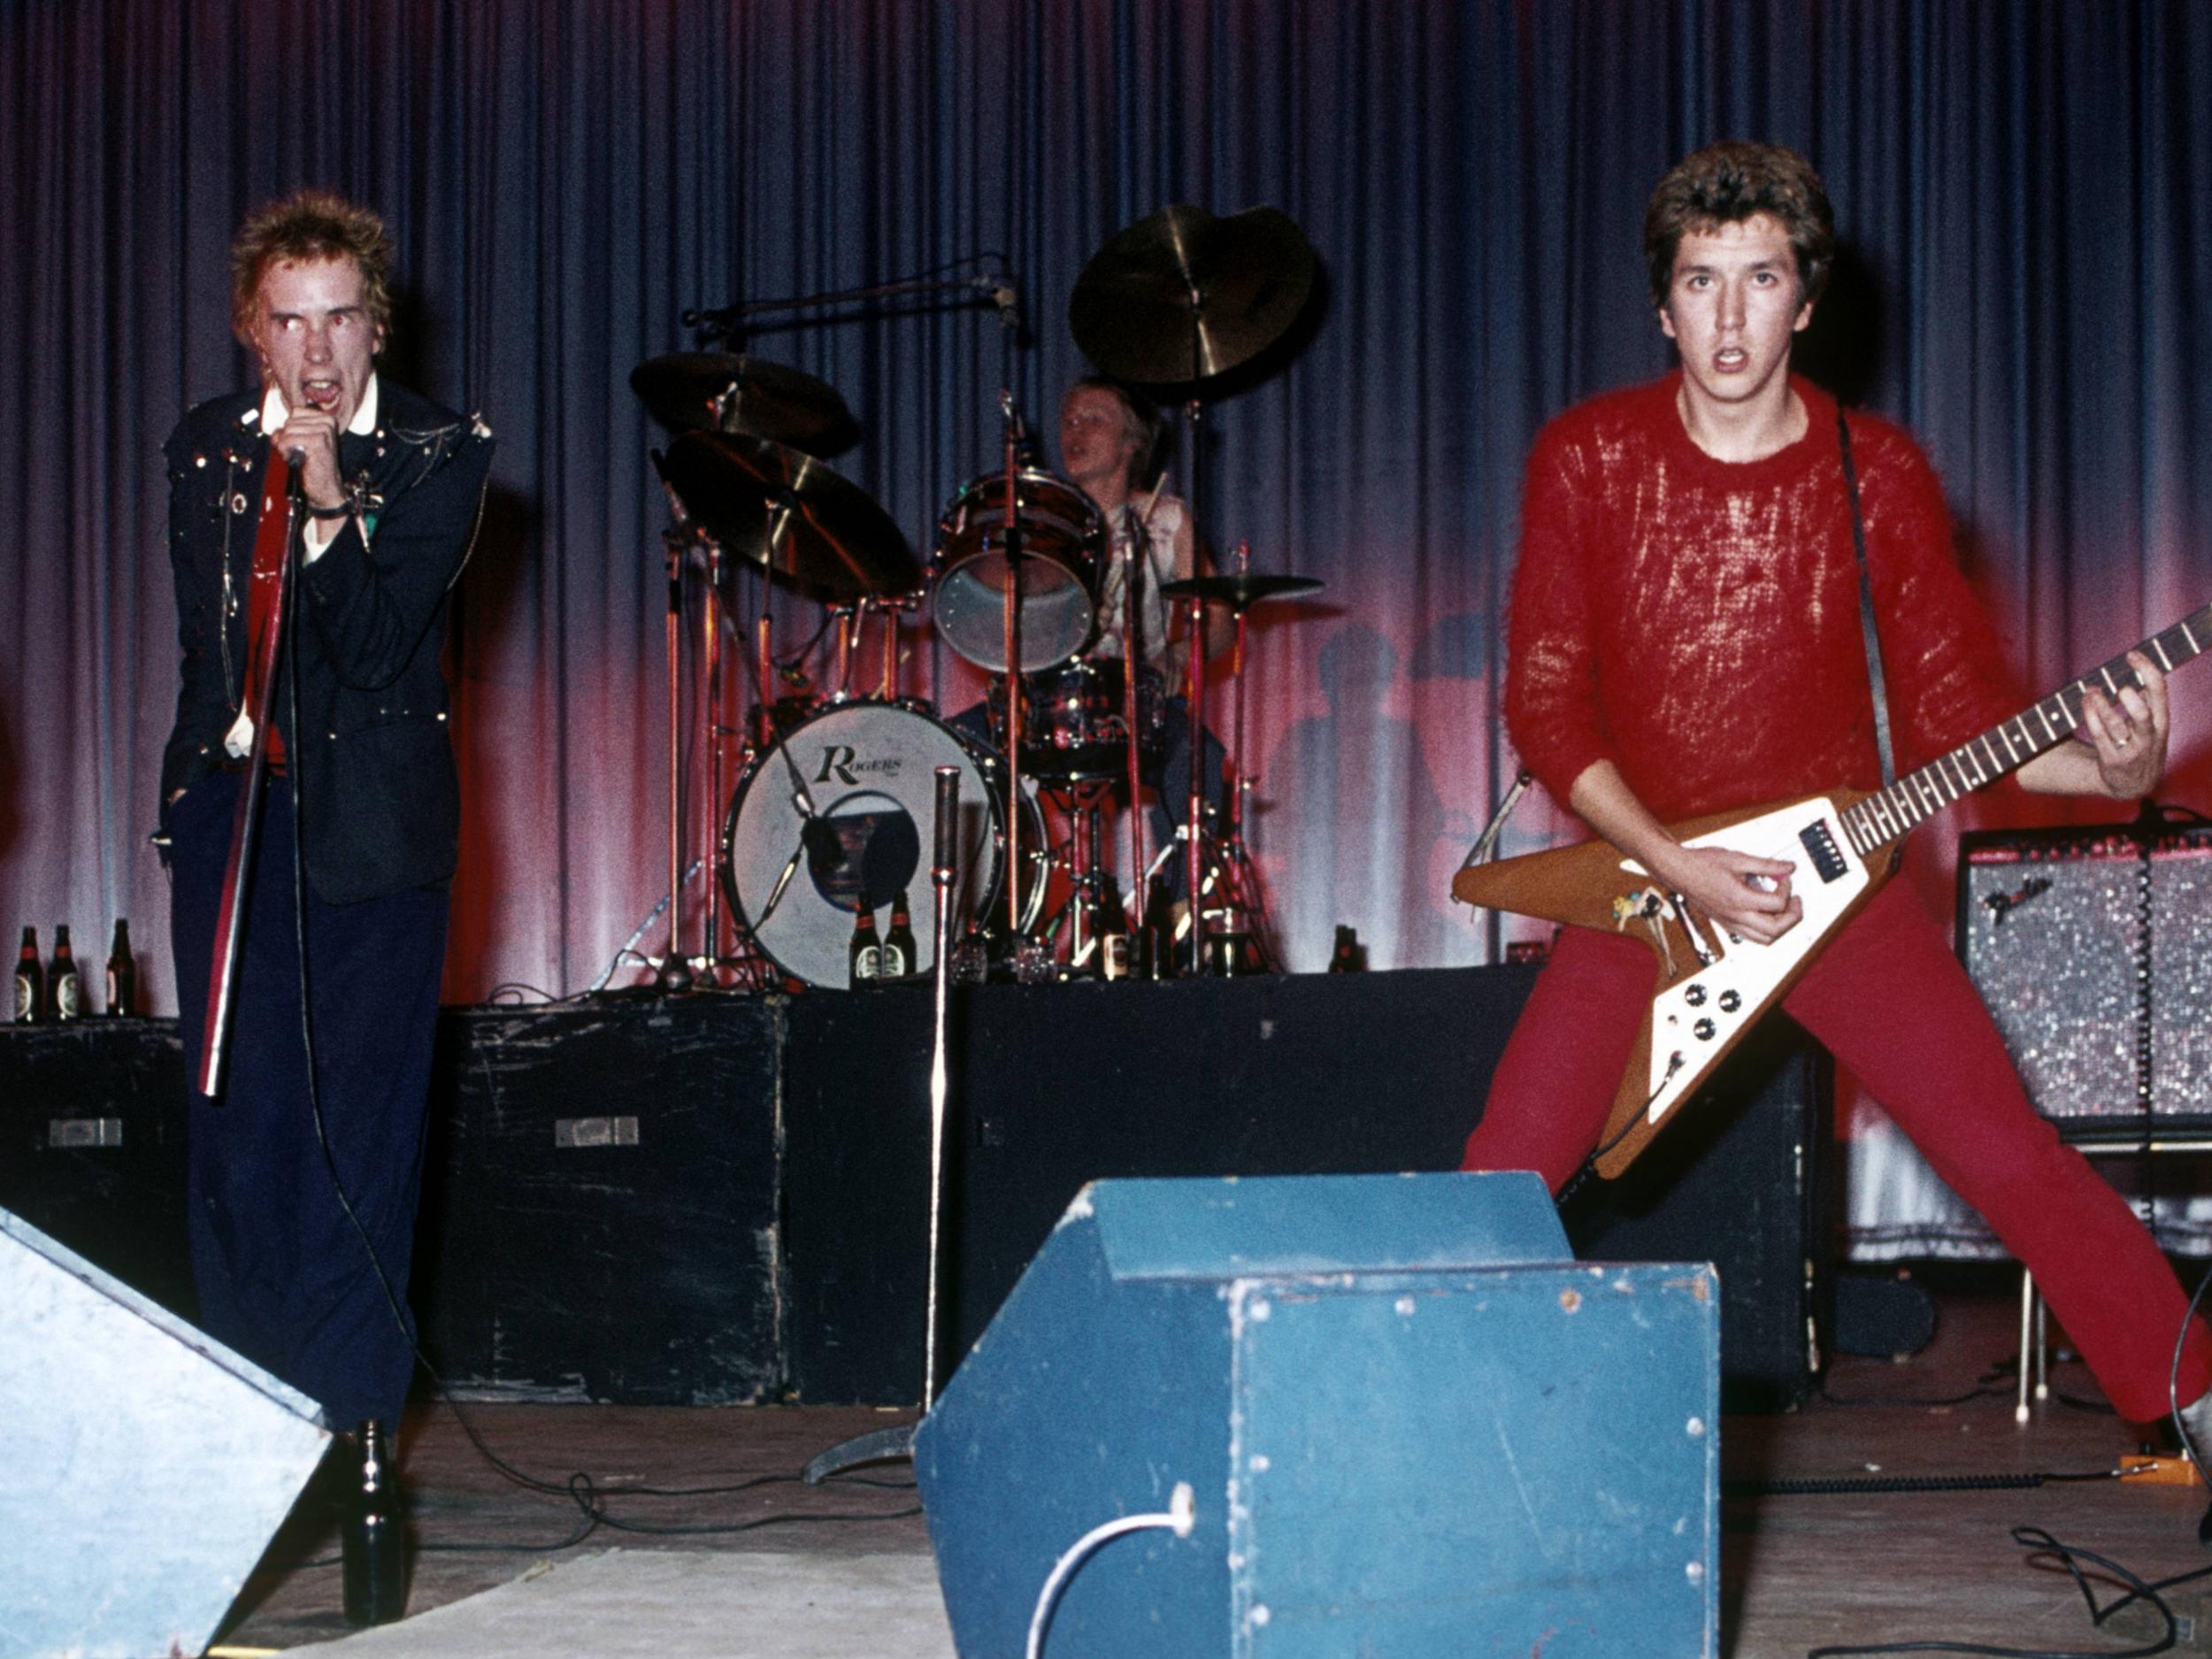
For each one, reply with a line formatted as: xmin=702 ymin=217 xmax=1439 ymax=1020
xmin=1836 ymin=406 xmax=1895 ymax=788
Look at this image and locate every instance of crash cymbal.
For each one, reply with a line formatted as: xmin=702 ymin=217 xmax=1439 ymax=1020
xmin=1069 ymin=204 xmax=1317 ymax=387
xmin=657 ymin=431 xmax=918 ymax=602
xmin=1158 ymin=572 xmax=1325 ymax=611
xmin=631 ymin=353 xmax=858 ymax=455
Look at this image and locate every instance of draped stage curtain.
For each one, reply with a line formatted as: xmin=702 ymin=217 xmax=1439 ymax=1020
xmin=4 ymin=1 xmax=2209 ymax=1247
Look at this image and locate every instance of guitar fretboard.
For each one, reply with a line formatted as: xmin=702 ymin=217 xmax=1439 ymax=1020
xmin=1839 ymin=601 xmax=2212 ymax=860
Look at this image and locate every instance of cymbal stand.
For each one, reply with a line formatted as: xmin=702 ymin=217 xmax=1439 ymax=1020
xmin=699 ymin=537 xmax=730 ymax=975
xmin=1179 ymin=273 xmax=1211 ymax=977
xmin=1182 ymin=578 xmax=1209 ymax=977
xmin=657 ymin=523 xmax=695 ymax=993
xmin=1119 ymin=513 xmax=1148 ymax=947
xmin=1210 ymin=541 xmax=1277 ymax=972
xmin=996 ymin=391 xmax=1027 ymax=936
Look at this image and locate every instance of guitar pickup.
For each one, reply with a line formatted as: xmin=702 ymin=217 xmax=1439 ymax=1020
xmin=1800 ymin=818 xmax=1847 ymax=884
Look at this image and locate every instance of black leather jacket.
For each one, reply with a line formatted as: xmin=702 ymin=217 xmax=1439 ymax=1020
xmin=161 ymin=378 xmax=495 ymax=904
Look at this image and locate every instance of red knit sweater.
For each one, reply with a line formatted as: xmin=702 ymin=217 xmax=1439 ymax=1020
xmin=1503 ymin=373 xmax=2019 ymax=825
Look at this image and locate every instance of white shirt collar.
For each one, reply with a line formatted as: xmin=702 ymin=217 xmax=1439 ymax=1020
xmin=257 ymin=373 xmax=380 ymax=437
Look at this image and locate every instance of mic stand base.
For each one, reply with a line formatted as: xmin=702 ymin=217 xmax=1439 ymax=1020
xmin=803 ymin=1419 xmax=918 ymax=1486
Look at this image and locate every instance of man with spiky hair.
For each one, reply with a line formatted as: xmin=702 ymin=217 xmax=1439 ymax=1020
xmin=161 ymin=189 xmax=492 ymax=1597
xmin=1461 ymin=142 xmax=2212 ymax=1447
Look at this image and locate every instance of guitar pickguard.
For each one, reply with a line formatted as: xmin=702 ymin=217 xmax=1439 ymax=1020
xmin=1624 ymin=795 xmax=1870 ymax=1136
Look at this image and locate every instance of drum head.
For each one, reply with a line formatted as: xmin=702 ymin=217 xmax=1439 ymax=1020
xmin=723 ymin=702 xmax=1003 ymax=987
xmin=933 ymin=470 xmax=1104 ymax=672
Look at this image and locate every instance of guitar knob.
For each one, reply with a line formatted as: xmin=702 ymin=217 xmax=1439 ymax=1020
xmin=1717 ymin=989 xmax=1741 ymax=1014
xmin=1694 ymin=1018 xmax=1717 ymax=1041
xmin=1684 ymin=983 xmax=1707 ymax=1007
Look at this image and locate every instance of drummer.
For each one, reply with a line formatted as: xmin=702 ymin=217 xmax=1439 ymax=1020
xmin=949 ymin=376 xmax=1228 ymax=895
xmin=1054 ymin=376 xmax=1230 ymax=886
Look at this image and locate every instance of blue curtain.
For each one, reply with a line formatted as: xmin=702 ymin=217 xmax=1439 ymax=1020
xmin=3 ymin=0 xmax=2208 ymax=1010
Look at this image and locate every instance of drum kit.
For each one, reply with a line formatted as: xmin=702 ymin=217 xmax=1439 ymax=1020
xmin=635 ymin=206 xmax=1325 ymax=993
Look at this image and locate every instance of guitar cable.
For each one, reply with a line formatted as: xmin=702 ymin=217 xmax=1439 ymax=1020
xmin=1554 ymin=1052 xmax=1685 ymax=1209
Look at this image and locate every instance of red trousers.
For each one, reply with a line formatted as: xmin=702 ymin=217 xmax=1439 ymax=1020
xmin=1462 ymin=877 xmax=2212 ymax=1422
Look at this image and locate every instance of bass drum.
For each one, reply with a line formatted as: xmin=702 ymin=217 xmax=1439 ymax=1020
xmin=720 ymin=700 xmax=1043 ymax=988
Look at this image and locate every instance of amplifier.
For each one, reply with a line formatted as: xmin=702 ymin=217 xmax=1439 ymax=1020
xmin=1956 ymin=816 xmax=2212 ymax=1141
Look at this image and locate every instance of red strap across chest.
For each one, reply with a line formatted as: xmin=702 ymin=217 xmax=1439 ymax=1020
xmin=241 ymin=449 xmax=292 ymax=769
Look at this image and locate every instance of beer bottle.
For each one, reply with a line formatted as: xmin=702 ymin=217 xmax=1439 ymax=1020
xmin=1096 ymin=880 xmax=1132 ymax=982
xmin=50 ymin=926 xmax=81 ymax=1021
xmin=13 ymin=926 xmax=42 ymax=1023
xmin=1327 ymin=925 xmax=1366 ymax=973
xmin=848 ymin=904 xmax=882 ymax=987
xmin=104 ymin=920 xmax=135 ymax=1018
xmin=880 ymin=891 xmax=918 ymax=979
xmin=342 ymin=1419 xmax=405 ymax=1626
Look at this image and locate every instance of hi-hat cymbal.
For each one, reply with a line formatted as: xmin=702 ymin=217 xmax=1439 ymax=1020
xmin=1158 ymin=572 xmax=1325 ymax=612
xmin=1069 ymin=204 xmax=1317 ymax=387
xmin=631 ymin=353 xmax=858 ymax=455
xmin=657 ymin=432 xmax=918 ymax=602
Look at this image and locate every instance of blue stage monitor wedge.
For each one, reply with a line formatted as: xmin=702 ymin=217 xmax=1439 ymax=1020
xmin=913 ymin=1171 xmax=1719 ymax=1658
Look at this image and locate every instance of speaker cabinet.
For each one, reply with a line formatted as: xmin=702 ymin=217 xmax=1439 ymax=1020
xmin=914 ymin=1173 xmax=1719 ymax=1659
xmin=0 ymin=1209 xmax=328 ymax=1658
xmin=1958 ymin=818 xmax=2212 ymax=1140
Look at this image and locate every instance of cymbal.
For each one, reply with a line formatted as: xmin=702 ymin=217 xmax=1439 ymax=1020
xmin=1068 ymin=204 xmax=1317 ymax=386
xmin=657 ymin=431 xmax=918 ymax=602
xmin=631 ymin=353 xmax=857 ymax=455
xmin=1158 ymin=572 xmax=1325 ymax=611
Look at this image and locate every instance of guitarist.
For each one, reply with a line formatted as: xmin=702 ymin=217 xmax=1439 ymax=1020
xmin=1460 ymin=142 xmax=2212 ymax=1442
xmin=160 ymin=190 xmax=492 ymax=1583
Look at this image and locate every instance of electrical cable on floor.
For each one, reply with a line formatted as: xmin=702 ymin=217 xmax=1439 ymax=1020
xmin=1795 ymin=1262 xmax=2212 ymax=1655
xmin=1805 ymin=1526 xmax=2177 ymax=1658
xmin=2165 ymin=1257 xmax=2212 ymax=1542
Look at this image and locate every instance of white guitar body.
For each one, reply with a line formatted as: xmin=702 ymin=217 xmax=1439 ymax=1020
xmin=1629 ymin=795 xmax=1873 ymax=1136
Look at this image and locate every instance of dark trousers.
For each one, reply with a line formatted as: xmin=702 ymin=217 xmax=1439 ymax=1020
xmin=168 ymin=772 xmax=448 ymax=1428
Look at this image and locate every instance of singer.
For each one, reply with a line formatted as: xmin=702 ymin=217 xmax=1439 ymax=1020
xmin=158 ymin=190 xmax=492 ymax=1550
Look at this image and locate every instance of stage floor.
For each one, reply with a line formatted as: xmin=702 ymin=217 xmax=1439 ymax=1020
xmin=219 ymin=1284 xmax=2212 ymax=1658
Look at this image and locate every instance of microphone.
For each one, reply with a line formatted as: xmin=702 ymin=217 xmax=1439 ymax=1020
xmin=975 ymin=273 xmax=1022 ymax=332
xmin=932 ymin=765 xmax=960 ymax=883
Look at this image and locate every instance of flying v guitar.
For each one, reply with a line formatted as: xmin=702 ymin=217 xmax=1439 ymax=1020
xmin=1451 ymin=601 xmax=2212 ymax=1179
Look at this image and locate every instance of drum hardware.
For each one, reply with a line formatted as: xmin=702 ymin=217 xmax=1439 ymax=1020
xmin=1071 ymin=204 xmax=1316 ymax=973
xmin=719 ymin=701 xmax=1045 ymax=991
xmin=657 ymin=429 xmax=919 ymax=605
xmin=651 ymin=421 xmax=918 ymax=978
xmin=931 ymin=470 xmax=1106 ymax=673
xmin=1161 ymin=551 xmax=1325 ymax=979
xmin=993 ymin=393 xmax=1031 ymax=935
xmin=630 ymin=352 xmax=859 ymax=457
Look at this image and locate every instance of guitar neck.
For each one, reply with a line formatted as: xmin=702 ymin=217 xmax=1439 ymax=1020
xmin=1839 ymin=601 xmax=2212 ymax=861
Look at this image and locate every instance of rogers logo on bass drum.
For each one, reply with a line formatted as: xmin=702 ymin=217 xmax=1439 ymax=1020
xmin=815 ymin=746 xmax=904 ymax=786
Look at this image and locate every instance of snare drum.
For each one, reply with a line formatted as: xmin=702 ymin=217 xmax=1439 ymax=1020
xmin=932 ymin=470 xmax=1106 ymax=672
xmin=988 ymin=657 xmax=1167 ymax=783
xmin=720 ymin=700 xmax=1042 ymax=987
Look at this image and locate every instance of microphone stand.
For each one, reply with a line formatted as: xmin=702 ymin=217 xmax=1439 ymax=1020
xmin=803 ymin=764 xmax=964 ymax=1481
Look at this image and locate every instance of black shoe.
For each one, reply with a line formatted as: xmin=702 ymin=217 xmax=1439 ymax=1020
xmin=341 ymin=1418 xmax=406 ymax=1627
